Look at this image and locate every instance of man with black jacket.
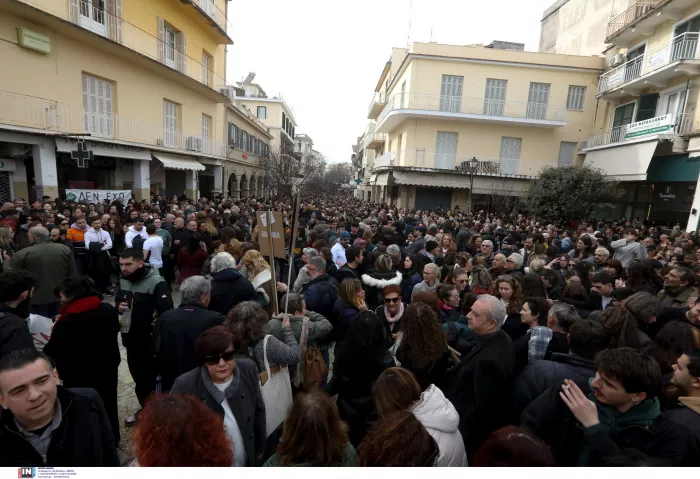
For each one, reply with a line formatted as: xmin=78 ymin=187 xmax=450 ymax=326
xmin=302 ymin=257 xmax=339 ymax=328
xmin=667 ymin=349 xmax=700 ymax=465
xmin=512 ymin=319 xmax=608 ymax=420
xmin=561 ymin=272 xmax=615 ymax=316
xmin=155 ymin=276 xmax=224 ymax=392
xmin=521 ymin=347 xmax=692 ymax=466
xmin=335 ymin=246 xmax=362 ymax=283
xmin=0 ymin=271 xmax=36 ymax=358
xmin=0 ymin=348 xmax=119 ymax=466
xmin=117 ymin=248 xmax=173 ymax=426
xmin=444 ymin=294 xmax=514 ymax=459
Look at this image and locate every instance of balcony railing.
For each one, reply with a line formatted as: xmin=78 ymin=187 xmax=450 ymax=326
xmin=363 ymin=132 xmax=385 ymax=149
xmin=19 ymin=0 xmax=235 ymax=95
xmin=606 ymin=0 xmax=665 ymax=39
xmin=599 ymin=32 xmax=700 ymax=95
xmin=189 ymin=0 xmax=234 ymax=37
xmin=367 ymin=92 xmax=386 ymax=119
xmin=0 ymin=90 xmax=226 ymax=157
xmin=584 ymin=113 xmax=691 ymax=149
xmin=377 ymin=92 xmax=567 ymax=125
xmin=372 ymin=150 xmax=526 ymax=175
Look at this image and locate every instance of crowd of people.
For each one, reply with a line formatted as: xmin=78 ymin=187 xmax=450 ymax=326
xmin=0 ymin=193 xmax=699 ymax=467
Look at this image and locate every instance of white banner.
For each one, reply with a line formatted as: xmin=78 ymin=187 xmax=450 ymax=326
xmin=623 ymin=114 xmax=674 ymax=139
xmin=65 ymin=189 xmax=132 ymax=203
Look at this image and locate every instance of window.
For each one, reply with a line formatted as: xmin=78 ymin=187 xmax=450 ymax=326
xmin=499 ymin=137 xmax=521 ymax=175
xmin=400 ymin=81 xmax=406 ymax=108
xmin=242 ymin=131 xmax=248 ymax=151
xmin=484 ymin=79 xmax=507 ymax=116
xmin=624 ymin=44 xmax=645 ymax=82
xmin=82 ymin=73 xmax=113 ymax=138
xmin=435 ymin=131 xmax=458 ymax=169
xmin=558 ymin=142 xmax=577 ymax=166
xmin=440 ymin=75 xmax=464 ymax=113
xmin=282 ymin=112 xmax=287 ymax=131
xmin=228 ymin=122 xmax=235 ymax=146
xmin=163 ymin=100 xmax=179 ymax=148
xmin=164 ymin=26 xmax=177 ymax=68
xmin=257 ymin=106 xmax=267 ymax=119
xmin=672 ymin=14 xmax=700 ymax=61
xmin=566 ymin=86 xmax=586 ymax=111
xmin=612 ymin=102 xmax=635 ymax=141
xmin=526 ymin=83 xmax=550 ymax=120
xmin=158 ymin=18 xmax=186 ymax=73
xmin=79 ymin=0 xmax=106 ymax=36
xmin=202 ymin=114 xmax=211 ymax=154
xmin=202 ymin=51 xmax=212 ymax=86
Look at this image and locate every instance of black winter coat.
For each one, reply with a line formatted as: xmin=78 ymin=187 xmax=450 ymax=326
xmin=512 ymin=352 xmax=595 ymax=421
xmin=360 ymin=271 xmax=402 ymax=311
xmin=303 ymin=275 xmax=339 ymax=326
xmin=170 ymin=361 xmax=266 ymax=466
xmin=154 ymin=302 xmax=225 ymax=392
xmin=443 ymin=330 xmax=515 ymax=458
xmin=665 ymin=402 xmax=700 ymax=466
xmin=0 ymin=387 xmax=119 ymax=466
xmin=208 ymin=268 xmax=256 ymax=316
xmin=0 ymin=303 xmax=34 ymax=358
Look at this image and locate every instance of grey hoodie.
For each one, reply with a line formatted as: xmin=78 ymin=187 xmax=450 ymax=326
xmin=611 ymin=238 xmax=647 ymax=268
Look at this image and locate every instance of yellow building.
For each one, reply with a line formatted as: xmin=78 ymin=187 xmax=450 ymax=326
xmin=0 ymin=0 xmax=270 ymax=202
xmin=356 ymin=41 xmax=604 ymax=210
xmin=576 ymin=0 xmax=700 ymax=228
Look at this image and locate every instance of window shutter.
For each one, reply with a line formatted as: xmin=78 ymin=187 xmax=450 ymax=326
xmin=157 ymin=17 xmax=165 ymax=63
xmin=558 ymin=142 xmax=577 ymax=166
xmin=212 ymin=55 xmax=216 ymax=88
xmin=176 ymin=32 xmax=187 ymax=74
xmin=566 ymin=86 xmax=586 ymax=111
xmin=68 ymin=0 xmax=80 ymax=23
xmin=228 ymin=122 xmax=234 ymax=146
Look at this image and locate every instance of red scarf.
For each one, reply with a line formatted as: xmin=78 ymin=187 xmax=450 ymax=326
xmin=438 ymin=300 xmax=453 ymax=312
xmin=57 ymin=296 xmax=102 ymax=322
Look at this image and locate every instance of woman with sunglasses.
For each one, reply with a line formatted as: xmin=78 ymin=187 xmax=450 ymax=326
xmin=375 ymin=284 xmax=405 ymax=342
xmin=171 ymin=325 xmax=266 ymax=467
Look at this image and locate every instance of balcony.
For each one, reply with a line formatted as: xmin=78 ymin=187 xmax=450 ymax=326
xmin=375 ymin=92 xmax=567 ymax=133
xmin=180 ymin=0 xmax=234 ymax=43
xmin=583 ymin=113 xmax=691 ymax=150
xmin=12 ymin=0 xmax=234 ymax=97
xmin=367 ymin=92 xmax=386 ymax=120
xmin=0 ymin=90 xmax=226 ymax=158
xmin=598 ymin=33 xmax=700 ymax=98
xmin=372 ymin=150 xmax=554 ymax=177
xmin=364 ymin=132 xmax=386 ymax=150
xmin=605 ymin=0 xmax=696 ymax=47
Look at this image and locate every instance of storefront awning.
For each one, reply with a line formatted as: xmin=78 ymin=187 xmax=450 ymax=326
xmin=392 ymin=170 xmax=530 ymax=195
xmin=152 ymin=153 xmax=205 ymax=171
xmin=584 ymin=140 xmax=658 ymax=181
xmin=369 ymin=174 xmax=377 ymax=184
xmin=393 ymin=170 xmax=463 ymax=188
xmin=55 ymin=138 xmax=151 ymax=161
xmin=375 ymin=173 xmax=390 ymax=186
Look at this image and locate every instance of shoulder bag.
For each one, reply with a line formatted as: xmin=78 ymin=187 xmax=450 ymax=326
xmin=259 ymin=334 xmax=293 ymax=437
xmin=295 ymin=317 xmax=327 ymax=390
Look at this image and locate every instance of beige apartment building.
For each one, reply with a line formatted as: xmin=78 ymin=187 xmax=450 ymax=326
xmin=355 ymin=41 xmax=604 ymax=210
xmin=0 ymin=0 xmax=272 ymax=202
xmin=562 ymin=0 xmax=700 ymax=229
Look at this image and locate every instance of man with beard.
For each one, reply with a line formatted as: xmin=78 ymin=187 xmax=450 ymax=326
xmin=5 ymin=227 xmax=76 ymax=318
xmin=0 ymin=271 xmax=36 ymax=357
xmin=667 ymin=349 xmax=700 ymax=465
xmin=116 ymin=248 xmax=173 ymax=426
xmin=658 ymin=267 xmax=696 ymax=309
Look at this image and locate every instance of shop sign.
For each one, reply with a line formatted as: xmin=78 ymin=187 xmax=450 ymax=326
xmin=623 ymin=114 xmax=674 ymax=139
xmin=256 ymin=211 xmax=286 ymax=259
xmin=0 ymin=159 xmax=16 ymax=172
xmin=651 ymin=183 xmax=692 ymax=211
xmin=65 ymin=189 xmax=133 ymax=203
xmin=17 ymin=27 xmax=51 ymax=54
xmin=55 ymin=138 xmax=152 ymax=161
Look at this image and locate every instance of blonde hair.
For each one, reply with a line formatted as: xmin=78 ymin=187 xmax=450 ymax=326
xmin=339 ymin=278 xmax=367 ymax=310
xmin=0 ymin=225 xmax=13 ymax=246
xmin=242 ymin=250 xmax=271 ymax=279
xmin=205 ymin=218 xmax=218 ymax=236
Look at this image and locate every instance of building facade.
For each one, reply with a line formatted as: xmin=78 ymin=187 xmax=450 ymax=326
xmin=574 ymin=0 xmax=700 ymax=229
xmin=355 ymin=41 xmax=604 ymax=210
xmin=0 ymin=0 xmax=271 ymax=202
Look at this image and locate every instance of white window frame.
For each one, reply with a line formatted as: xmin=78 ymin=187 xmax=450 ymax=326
xmin=608 ymin=100 xmax=637 ymax=129
xmin=82 ymin=73 xmax=114 ymax=139
xmin=257 ymin=106 xmax=267 ymax=119
xmin=79 ymin=0 xmax=106 ymax=36
xmin=163 ymin=100 xmax=179 ymax=148
xmin=656 ymin=83 xmax=689 ymax=118
xmin=558 ymin=141 xmax=577 ymax=166
xmin=566 ymin=86 xmax=586 ymax=111
xmin=202 ymin=51 xmax=210 ymax=86
xmin=164 ymin=26 xmax=177 ymax=69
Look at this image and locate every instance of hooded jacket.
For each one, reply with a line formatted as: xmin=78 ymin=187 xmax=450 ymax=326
xmin=412 ymin=385 xmax=469 ymax=467
xmin=268 ymin=310 xmax=332 ymax=347
xmin=361 ymin=271 xmax=402 ymax=311
xmin=125 ymin=225 xmax=148 ymax=249
xmin=0 ymin=303 xmax=34 ymax=357
xmin=116 ymin=264 xmax=173 ymax=340
xmin=208 ymin=268 xmax=256 ymax=316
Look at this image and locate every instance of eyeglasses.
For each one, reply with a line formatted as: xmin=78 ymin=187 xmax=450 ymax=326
xmin=203 ymin=350 xmax=236 ymax=365
xmin=384 ymin=296 xmax=400 ymax=304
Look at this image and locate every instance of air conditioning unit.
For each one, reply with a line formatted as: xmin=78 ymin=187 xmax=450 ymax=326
xmin=156 ymin=139 xmax=164 ymax=146
xmin=186 ymin=136 xmax=203 ymax=152
xmin=609 ymin=54 xmax=625 ymax=68
xmin=578 ymin=140 xmax=588 ymax=152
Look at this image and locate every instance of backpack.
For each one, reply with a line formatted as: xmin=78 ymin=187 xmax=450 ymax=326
xmin=132 ymin=234 xmax=146 ymax=250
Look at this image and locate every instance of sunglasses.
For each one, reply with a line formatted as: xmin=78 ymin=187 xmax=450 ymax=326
xmin=384 ymin=296 xmax=401 ymax=304
xmin=203 ymin=350 xmax=236 ymax=365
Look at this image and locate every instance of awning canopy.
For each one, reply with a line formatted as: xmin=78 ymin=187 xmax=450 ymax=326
xmin=369 ymin=174 xmax=378 ymax=184
xmin=375 ymin=173 xmax=390 ymax=186
xmin=152 ymin=153 xmax=205 ymax=171
xmin=392 ymin=170 xmax=530 ymax=195
xmin=55 ymin=137 xmax=151 ymax=161
xmin=584 ymin=140 xmax=658 ymax=181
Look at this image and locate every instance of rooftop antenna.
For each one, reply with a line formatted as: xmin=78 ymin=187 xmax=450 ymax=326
xmin=406 ymin=0 xmax=413 ymax=50
xmin=429 ymin=27 xmax=434 ymax=43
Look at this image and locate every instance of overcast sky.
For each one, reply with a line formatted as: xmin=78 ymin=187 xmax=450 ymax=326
xmin=226 ymin=0 xmax=556 ymax=164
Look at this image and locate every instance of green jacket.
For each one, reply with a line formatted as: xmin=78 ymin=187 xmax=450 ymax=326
xmin=6 ymin=241 xmax=77 ymax=304
xmin=263 ymin=443 xmax=357 ymax=467
xmin=268 ymin=311 xmax=332 ymax=346
xmin=156 ymin=229 xmax=172 ymax=255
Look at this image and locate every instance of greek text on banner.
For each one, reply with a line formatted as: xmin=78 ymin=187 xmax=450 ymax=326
xmin=65 ymin=190 xmax=132 ymax=203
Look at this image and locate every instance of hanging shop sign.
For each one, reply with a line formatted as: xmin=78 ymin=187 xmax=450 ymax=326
xmin=623 ymin=114 xmax=674 ymax=139
xmin=71 ymin=140 xmax=94 ymax=168
xmin=55 ymin=138 xmax=152 ymax=161
xmin=17 ymin=27 xmax=51 ymax=54
xmin=65 ymin=189 xmax=133 ymax=203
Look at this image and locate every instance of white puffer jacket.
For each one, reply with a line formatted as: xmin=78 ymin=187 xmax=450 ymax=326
xmin=411 ymin=384 xmax=469 ymax=467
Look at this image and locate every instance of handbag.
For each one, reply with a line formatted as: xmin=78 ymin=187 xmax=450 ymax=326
xmin=259 ymin=334 xmax=293 ymax=437
xmin=294 ymin=317 xmax=327 ymax=390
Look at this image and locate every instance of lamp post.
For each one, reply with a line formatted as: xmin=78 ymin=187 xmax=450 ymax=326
xmin=468 ymin=156 xmax=479 ymax=214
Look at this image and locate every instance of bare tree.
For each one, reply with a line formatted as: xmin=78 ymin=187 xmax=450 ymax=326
xmin=486 ymin=178 xmax=523 ymax=216
xmin=257 ymin=147 xmax=318 ymax=199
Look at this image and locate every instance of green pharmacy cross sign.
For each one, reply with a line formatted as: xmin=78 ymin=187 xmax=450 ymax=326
xmin=71 ymin=140 xmax=94 ymax=168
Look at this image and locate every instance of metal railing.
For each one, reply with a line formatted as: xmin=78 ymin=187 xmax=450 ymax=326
xmin=189 ymin=0 xmax=234 ymax=37
xmin=0 ymin=90 xmax=226 ymax=157
xmin=363 ymin=132 xmax=385 ymax=149
xmin=18 ymin=0 xmax=235 ymax=94
xmin=367 ymin=92 xmax=385 ymax=115
xmin=584 ymin=113 xmax=691 ymax=149
xmin=607 ymin=0 xmax=665 ymax=39
xmin=599 ymin=32 xmax=700 ymax=95
xmin=377 ymin=92 xmax=567 ymax=125
xmin=372 ymin=150 xmax=525 ymax=175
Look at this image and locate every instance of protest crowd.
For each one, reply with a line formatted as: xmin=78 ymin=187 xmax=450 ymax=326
xmin=0 ymin=191 xmax=700 ymax=467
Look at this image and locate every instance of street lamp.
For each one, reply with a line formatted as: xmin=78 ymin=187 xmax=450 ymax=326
xmin=468 ymin=156 xmax=479 ymax=214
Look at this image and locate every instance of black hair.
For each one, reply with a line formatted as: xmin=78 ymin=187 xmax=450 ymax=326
xmin=568 ymin=319 xmax=608 ymax=360
xmin=524 ymin=297 xmax=550 ymax=326
xmin=146 ymin=224 xmax=156 ymax=235
xmin=591 ymin=272 xmax=614 ymax=285
xmin=594 ymin=347 xmax=661 ymax=398
xmin=0 ymin=348 xmax=52 ymax=377
xmin=521 ymin=273 xmax=548 ymax=299
xmin=120 ymin=247 xmax=144 ymax=261
xmin=688 ymin=349 xmax=700 ymax=378
xmin=0 ymin=270 xmax=37 ymax=302
xmin=55 ymin=276 xmax=101 ymax=302
xmin=345 ymin=246 xmax=362 ymax=264
xmin=672 ymin=266 xmax=695 ymax=286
